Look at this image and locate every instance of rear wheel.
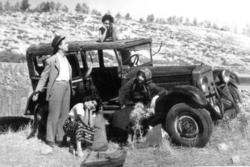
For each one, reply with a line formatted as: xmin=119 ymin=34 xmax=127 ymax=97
xmin=165 ymin=103 xmax=213 ymax=147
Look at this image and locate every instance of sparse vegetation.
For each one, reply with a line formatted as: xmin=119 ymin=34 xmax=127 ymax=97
xmin=20 ymin=0 xmax=30 ymax=12
xmin=75 ymin=2 xmax=90 ymax=14
xmin=1 ymin=101 xmax=250 ymax=166
xmin=125 ymin=13 xmax=132 ymax=20
xmin=146 ymin=14 xmax=155 ymax=23
xmin=0 ymin=51 xmax=25 ymax=63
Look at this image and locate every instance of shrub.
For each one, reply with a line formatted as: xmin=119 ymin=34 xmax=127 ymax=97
xmin=91 ymin=9 xmax=101 ymax=16
xmin=4 ymin=1 xmax=11 ymax=11
xmin=125 ymin=13 xmax=132 ymax=20
xmin=20 ymin=0 xmax=30 ymax=11
xmin=146 ymin=14 xmax=155 ymax=23
xmin=61 ymin=5 xmax=68 ymax=13
xmin=0 ymin=2 xmax=3 ymax=11
xmin=0 ymin=51 xmax=25 ymax=63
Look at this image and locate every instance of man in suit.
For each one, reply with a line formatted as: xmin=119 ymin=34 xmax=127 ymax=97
xmin=33 ymin=35 xmax=72 ymax=150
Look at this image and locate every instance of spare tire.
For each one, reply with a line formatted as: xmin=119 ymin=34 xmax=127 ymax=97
xmin=165 ymin=103 xmax=213 ymax=147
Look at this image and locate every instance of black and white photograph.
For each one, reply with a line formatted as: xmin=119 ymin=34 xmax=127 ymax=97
xmin=0 ymin=0 xmax=250 ymax=166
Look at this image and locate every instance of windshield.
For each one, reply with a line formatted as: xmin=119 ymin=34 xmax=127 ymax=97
xmin=120 ymin=43 xmax=152 ymax=68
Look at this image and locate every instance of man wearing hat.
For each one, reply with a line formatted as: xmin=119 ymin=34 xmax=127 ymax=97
xmin=33 ymin=35 xmax=72 ymax=151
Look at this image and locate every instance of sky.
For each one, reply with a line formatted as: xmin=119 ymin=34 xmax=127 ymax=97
xmin=3 ymin=0 xmax=250 ymax=29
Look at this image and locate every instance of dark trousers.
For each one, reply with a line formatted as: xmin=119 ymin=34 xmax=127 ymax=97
xmin=111 ymin=106 xmax=133 ymax=144
xmin=46 ymin=81 xmax=70 ymax=143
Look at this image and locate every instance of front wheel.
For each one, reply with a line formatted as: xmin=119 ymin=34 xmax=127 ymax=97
xmin=165 ymin=103 xmax=213 ymax=147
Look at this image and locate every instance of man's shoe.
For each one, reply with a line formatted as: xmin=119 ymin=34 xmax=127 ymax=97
xmin=56 ymin=140 xmax=68 ymax=147
xmin=41 ymin=142 xmax=53 ymax=155
xmin=45 ymin=141 xmax=55 ymax=148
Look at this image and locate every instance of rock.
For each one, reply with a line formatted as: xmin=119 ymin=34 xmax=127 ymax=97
xmin=231 ymin=155 xmax=240 ymax=164
xmin=217 ymin=143 xmax=229 ymax=151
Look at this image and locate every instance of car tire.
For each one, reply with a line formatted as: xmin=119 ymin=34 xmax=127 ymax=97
xmin=228 ymin=84 xmax=242 ymax=104
xmin=165 ymin=103 xmax=213 ymax=148
xmin=222 ymin=84 xmax=241 ymax=118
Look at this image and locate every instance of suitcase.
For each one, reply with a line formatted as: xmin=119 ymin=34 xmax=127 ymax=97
xmin=81 ymin=149 xmax=127 ymax=167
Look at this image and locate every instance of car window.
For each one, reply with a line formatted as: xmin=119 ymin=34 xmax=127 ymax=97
xmin=86 ymin=50 xmax=100 ymax=67
xmin=34 ymin=55 xmax=51 ymax=75
xmin=85 ymin=50 xmax=118 ymax=67
xmin=120 ymin=43 xmax=151 ymax=67
xmin=76 ymin=51 xmax=83 ymax=68
xmin=103 ymin=50 xmax=119 ymax=67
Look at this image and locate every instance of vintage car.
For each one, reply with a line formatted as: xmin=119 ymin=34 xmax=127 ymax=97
xmin=25 ymin=38 xmax=241 ymax=147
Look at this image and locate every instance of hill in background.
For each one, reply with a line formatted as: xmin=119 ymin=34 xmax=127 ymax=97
xmin=1 ymin=12 xmax=250 ymax=73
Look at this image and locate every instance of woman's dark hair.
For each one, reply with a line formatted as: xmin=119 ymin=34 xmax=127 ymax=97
xmin=102 ymin=14 xmax=114 ymax=23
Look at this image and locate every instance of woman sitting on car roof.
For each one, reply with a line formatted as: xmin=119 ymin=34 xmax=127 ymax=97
xmin=98 ymin=14 xmax=118 ymax=42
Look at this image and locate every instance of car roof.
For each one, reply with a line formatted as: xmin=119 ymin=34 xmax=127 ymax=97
xmin=26 ymin=38 xmax=152 ymax=57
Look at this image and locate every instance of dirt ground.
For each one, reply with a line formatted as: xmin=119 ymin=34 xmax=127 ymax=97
xmin=1 ymin=89 xmax=250 ymax=167
xmin=1 ymin=113 xmax=250 ymax=167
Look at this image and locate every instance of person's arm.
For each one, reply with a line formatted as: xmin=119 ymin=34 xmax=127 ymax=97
xmin=149 ymin=83 xmax=166 ymax=97
xmin=98 ymin=26 xmax=107 ymax=42
xmin=33 ymin=58 xmax=51 ymax=101
xmin=35 ymin=58 xmax=51 ymax=92
xmin=119 ymin=78 xmax=135 ymax=106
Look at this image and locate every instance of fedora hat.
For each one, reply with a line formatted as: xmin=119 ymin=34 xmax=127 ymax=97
xmin=51 ymin=35 xmax=65 ymax=50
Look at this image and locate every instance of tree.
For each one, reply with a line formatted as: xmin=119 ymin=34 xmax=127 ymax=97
xmin=139 ymin=18 xmax=144 ymax=23
xmin=146 ymin=14 xmax=155 ymax=23
xmin=115 ymin=12 xmax=122 ymax=19
xmin=184 ymin=18 xmax=190 ymax=26
xmin=55 ymin=2 xmax=61 ymax=12
xmin=61 ymin=5 xmax=68 ymax=12
xmin=125 ymin=13 xmax=132 ymax=20
xmin=75 ymin=3 xmax=82 ymax=12
xmin=0 ymin=2 xmax=3 ymax=11
xmin=20 ymin=0 xmax=30 ymax=11
xmin=37 ymin=2 xmax=50 ymax=12
xmin=212 ymin=22 xmax=219 ymax=30
xmin=4 ymin=1 xmax=11 ymax=11
xmin=91 ymin=9 xmax=101 ymax=16
xmin=192 ymin=18 xmax=198 ymax=26
xmin=13 ymin=2 xmax=21 ymax=11
xmin=242 ymin=24 xmax=250 ymax=36
xmin=49 ymin=1 xmax=55 ymax=12
xmin=82 ymin=3 xmax=89 ymax=14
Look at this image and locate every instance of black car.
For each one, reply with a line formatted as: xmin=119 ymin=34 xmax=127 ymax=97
xmin=25 ymin=38 xmax=241 ymax=147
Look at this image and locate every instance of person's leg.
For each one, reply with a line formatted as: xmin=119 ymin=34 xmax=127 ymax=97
xmin=76 ymin=140 xmax=84 ymax=157
xmin=56 ymin=82 xmax=71 ymax=142
xmin=46 ymin=82 xmax=65 ymax=144
xmin=111 ymin=107 xmax=132 ymax=144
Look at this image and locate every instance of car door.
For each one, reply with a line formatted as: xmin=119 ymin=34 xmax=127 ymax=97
xmin=85 ymin=49 xmax=121 ymax=101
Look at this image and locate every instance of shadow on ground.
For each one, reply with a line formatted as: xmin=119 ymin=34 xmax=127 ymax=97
xmin=0 ymin=116 xmax=32 ymax=134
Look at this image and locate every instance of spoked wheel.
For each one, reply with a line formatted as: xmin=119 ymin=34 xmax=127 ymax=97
xmin=175 ymin=115 xmax=199 ymax=139
xmin=165 ymin=103 xmax=213 ymax=147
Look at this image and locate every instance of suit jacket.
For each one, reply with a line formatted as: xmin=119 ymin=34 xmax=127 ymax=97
xmin=35 ymin=54 xmax=72 ymax=101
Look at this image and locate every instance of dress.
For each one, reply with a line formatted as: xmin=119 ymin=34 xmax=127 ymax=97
xmin=63 ymin=103 xmax=95 ymax=146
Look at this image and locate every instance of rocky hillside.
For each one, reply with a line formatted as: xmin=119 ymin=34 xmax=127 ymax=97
xmin=1 ymin=12 xmax=250 ymax=116
xmin=1 ymin=12 xmax=250 ymax=72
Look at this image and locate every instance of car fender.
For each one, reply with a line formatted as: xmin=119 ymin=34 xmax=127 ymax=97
xmin=169 ymin=85 xmax=208 ymax=106
xmin=155 ymin=85 xmax=207 ymax=116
